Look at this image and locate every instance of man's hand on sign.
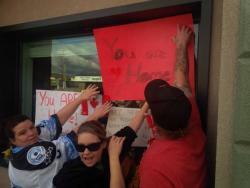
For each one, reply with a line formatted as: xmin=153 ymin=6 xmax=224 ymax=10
xmin=172 ymin=25 xmax=193 ymax=49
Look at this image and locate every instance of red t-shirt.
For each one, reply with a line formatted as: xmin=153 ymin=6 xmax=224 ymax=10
xmin=139 ymin=97 xmax=207 ymax=188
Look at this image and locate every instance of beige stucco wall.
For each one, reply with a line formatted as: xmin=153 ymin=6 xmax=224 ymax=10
xmin=209 ymin=0 xmax=240 ymax=187
xmin=0 ymin=0 xmax=148 ymax=26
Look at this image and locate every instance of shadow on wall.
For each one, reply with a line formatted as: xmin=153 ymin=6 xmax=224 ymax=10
xmin=0 ymin=167 xmax=10 ymax=188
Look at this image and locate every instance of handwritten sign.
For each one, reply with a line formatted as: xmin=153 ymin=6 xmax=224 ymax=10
xmin=106 ymin=107 xmax=152 ymax=147
xmin=35 ymin=90 xmax=103 ymax=133
xmin=94 ymin=14 xmax=195 ymax=100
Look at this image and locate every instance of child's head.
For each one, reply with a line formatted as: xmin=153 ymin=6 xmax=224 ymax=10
xmin=0 ymin=115 xmax=38 ymax=148
xmin=76 ymin=120 xmax=107 ymax=167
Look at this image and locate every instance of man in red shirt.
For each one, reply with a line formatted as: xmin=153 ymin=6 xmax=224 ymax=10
xmin=139 ymin=25 xmax=207 ymax=188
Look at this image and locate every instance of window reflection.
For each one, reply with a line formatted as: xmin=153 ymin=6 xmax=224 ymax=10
xmin=25 ymin=36 xmax=102 ymax=92
xmin=51 ymin=36 xmax=101 ymax=91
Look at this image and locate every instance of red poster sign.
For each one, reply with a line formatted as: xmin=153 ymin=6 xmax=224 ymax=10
xmin=94 ymin=14 xmax=194 ymax=100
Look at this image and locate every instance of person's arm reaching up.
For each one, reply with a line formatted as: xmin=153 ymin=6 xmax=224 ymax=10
xmin=56 ymin=84 xmax=99 ymax=125
xmin=109 ymin=136 xmax=126 ymax=188
xmin=87 ymin=102 xmax=112 ymax=121
xmin=73 ymin=102 xmax=112 ymax=133
xmin=173 ymin=25 xmax=193 ymax=97
xmin=128 ymin=102 xmax=149 ymax=132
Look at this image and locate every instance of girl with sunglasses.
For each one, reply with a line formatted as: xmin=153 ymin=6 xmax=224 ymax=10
xmin=53 ymin=103 xmax=149 ymax=188
xmin=0 ymin=85 xmax=111 ymax=188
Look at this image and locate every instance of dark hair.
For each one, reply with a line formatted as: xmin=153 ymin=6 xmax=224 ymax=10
xmin=77 ymin=120 xmax=107 ymax=142
xmin=0 ymin=115 xmax=30 ymax=150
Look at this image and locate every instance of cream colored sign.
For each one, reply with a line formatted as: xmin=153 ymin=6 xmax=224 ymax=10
xmin=106 ymin=107 xmax=152 ymax=147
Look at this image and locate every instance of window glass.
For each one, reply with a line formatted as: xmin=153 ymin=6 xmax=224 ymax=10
xmin=24 ymin=36 xmax=101 ymax=92
xmin=22 ymin=36 xmax=103 ymax=117
xmin=51 ymin=36 xmax=101 ymax=91
xmin=22 ymin=23 xmax=199 ymax=116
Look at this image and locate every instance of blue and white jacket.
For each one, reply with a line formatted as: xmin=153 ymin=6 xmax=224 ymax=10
xmin=8 ymin=114 xmax=78 ymax=188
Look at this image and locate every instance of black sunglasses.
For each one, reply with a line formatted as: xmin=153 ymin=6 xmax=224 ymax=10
xmin=76 ymin=142 xmax=103 ymax=152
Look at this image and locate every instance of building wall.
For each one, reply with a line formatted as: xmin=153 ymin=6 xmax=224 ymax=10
xmin=210 ymin=0 xmax=250 ymax=187
xmin=209 ymin=0 xmax=239 ymax=187
xmin=0 ymin=0 xmax=148 ymax=26
xmin=232 ymin=0 xmax=250 ymax=187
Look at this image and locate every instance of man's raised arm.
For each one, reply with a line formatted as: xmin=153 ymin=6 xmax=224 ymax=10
xmin=173 ymin=25 xmax=193 ymax=97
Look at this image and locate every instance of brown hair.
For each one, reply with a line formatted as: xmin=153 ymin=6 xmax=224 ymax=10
xmin=77 ymin=120 xmax=107 ymax=142
xmin=0 ymin=115 xmax=30 ymax=150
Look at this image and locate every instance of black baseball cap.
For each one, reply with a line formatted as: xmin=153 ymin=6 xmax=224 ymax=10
xmin=144 ymin=79 xmax=191 ymax=131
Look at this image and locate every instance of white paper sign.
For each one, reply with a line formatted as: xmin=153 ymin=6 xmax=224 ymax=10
xmin=106 ymin=107 xmax=152 ymax=147
xmin=35 ymin=90 xmax=102 ymax=133
xmin=36 ymin=90 xmax=152 ymax=146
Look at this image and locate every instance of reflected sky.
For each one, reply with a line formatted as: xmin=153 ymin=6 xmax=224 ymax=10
xmin=51 ymin=36 xmax=100 ymax=76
